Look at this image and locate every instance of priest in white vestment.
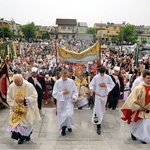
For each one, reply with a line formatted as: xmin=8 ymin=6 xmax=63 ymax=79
xmin=89 ymin=66 xmax=115 ymax=135
xmin=52 ymin=69 xmax=78 ymax=136
xmin=121 ymin=69 xmax=150 ymax=144
xmin=7 ymin=74 xmax=41 ymax=144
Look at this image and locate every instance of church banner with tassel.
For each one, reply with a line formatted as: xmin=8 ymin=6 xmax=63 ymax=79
xmin=57 ymin=42 xmax=100 ymax=63
xmin=0 ymin=42 xmax=16 ymax=59
xmin=0 ymin=62 xmax=10 ymax=109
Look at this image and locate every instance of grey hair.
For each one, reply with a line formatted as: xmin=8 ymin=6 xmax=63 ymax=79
xmin=13 ymin=74 xmax=23 ymax=81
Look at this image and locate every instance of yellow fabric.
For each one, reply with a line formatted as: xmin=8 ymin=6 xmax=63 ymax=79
xmin=121 ymin=83 xmax=150 ymax=121
xmin=74 ymin=77 xmax=89 ymax=100
xmin=9 ymin=85 xmax=27 ymax=128
xmin=57 ymin=42 xmax=100 ymax=59
xmin=51 ymin=77 xmax=56 ymax=82
xmin=87 ymin=76 xmax=90 ymax=84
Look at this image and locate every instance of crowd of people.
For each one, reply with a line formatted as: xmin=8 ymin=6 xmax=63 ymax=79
xmin=1 ymin=38 xmax=150 ymax=144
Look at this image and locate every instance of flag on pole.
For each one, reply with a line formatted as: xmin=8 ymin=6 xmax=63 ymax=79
xmin=57 ymin=42 xmax=100 ymax=63
xmin=0 ymin=63 xmax=10 ymax=108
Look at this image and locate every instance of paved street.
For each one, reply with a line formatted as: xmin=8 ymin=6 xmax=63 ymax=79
xmin=0 ymin=102 xmax=149 ymax=150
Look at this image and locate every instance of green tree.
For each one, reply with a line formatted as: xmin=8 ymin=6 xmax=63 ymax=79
xmin=118 ymin=23 xmax=137 ymax=43
xmin=86 ymin=27 xmax=96 ymax=34
xmin=21 ymin=22 xmax=37 ymax=41
xmin=86 ymin=27 xmax=97 ymax=42
xmin=0 ymin=25 xmax=12 ymax=40
xmin=42 ymin=32 xmax=49 ymax=39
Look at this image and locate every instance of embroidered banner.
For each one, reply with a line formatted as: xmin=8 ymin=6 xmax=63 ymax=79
xmin=0 ymin=63 xmax=10 ymax=108
xmin=57 ymin=42 xmax=100 ymax=63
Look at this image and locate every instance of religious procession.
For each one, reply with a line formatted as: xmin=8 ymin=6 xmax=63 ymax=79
xmin=0 ymin=37 xmax=150 ymax=146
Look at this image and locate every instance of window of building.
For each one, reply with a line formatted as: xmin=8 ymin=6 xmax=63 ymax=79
xmin=68 ymin=26 xmax=72 ymax=29
xmin=61 ymin=26 xmax=66 ymax=29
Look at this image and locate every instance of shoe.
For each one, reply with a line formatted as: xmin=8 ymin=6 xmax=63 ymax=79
xmin=68 ymin=128 xmax=72 ymax=132
xmin=131 ymin=133 xmax=137 ymax=141
xmin=18 ymin=139 xmax=24 ymax=144
xmin=97 ymin=128 xmax=101 ymax=135
xmin=108 ymin=105 xmax=112 ymax=109
xmin=78 ymin=107 xmax=82 ymax=109
xmin=141 ymin=141 xmax=147 ymax=144
xmin=61 ymin=126 xmax=66 ymax=136
xmin=26 ymin=137 xmax=30 ymax=141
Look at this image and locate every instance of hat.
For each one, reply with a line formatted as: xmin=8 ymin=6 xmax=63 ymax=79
xmin=45 ymin=74 xmax=49 ymax=77
xmin=114 ymin=66 xmax=120 ymax=71
xmin=138 ymin=59 xmax=143 ymax=62
xmin=31 ymin=67 xmax=38 ymax=72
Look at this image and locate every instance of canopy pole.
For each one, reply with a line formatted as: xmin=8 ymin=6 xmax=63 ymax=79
xmin=99 ymin=40 xmax=101 ymax=66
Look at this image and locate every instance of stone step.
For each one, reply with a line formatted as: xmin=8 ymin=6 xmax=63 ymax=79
xmin=0 ymin=107 xmax=149 ymax=150
xmin=0 ymin=140 xmax=149 ymax=150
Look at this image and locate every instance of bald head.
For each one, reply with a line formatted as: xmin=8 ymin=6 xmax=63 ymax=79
xmin=13 ymin=74 xmax=23 ymax=86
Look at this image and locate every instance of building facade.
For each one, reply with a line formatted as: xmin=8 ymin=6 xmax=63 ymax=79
xmin=135 ymin=25 xmax=150 ymax=43
xmin=55 ymin=18 xmax=77 ymax=40
xmin=94 ymin=22 xmax=122 ymax=44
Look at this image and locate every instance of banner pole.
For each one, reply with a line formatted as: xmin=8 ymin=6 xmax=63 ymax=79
xmin=0 ymin=56 xmax=8 ymax=69
xmin=54 ymin=39 xmax=58 ymax=73
xmin=99 ymin=40 xmax=101 ymax=66
xmin=99 ymin=22 xmax=102 ymax=66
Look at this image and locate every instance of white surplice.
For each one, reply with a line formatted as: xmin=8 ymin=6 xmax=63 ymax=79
xmin=52 ymin=77 xmax=78 ymax=130
xmin=123 ymin=81 xmax=130 ymax=101
xmin=131 ymin=119 xmax=150 ymax=143
xmin=89 ymin=73 xmax=115 ymax=124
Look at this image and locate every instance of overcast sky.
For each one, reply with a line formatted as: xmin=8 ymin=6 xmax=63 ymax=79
xmin=0 ymin=0 xmax=150 ymax=27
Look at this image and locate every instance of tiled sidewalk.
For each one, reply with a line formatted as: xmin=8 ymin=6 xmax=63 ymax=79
xmin=0 ymin=103 xmax=149 ymax=150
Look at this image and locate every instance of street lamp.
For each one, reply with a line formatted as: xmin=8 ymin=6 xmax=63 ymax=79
xmin=0 ymin=18 xmax=5 ymax=42
xmin=121 ymin=21 xmax=126 ymax=52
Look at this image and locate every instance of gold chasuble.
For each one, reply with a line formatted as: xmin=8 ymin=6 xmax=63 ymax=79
xmin=74 ymin=78 xmax=89 ymax=100
xmin=9 ymin=85 xmax=27 ymax=128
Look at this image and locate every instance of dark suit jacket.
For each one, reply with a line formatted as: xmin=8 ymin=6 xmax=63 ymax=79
xmin=109 ymin=74 xmax=124 ymax=93
xmin=28 ymin=74 xmax=46 ymax=99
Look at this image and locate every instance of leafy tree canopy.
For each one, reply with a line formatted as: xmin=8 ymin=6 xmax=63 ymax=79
xmin=86 ymin=27 xmax=96 ymax=34
xmin=21 ymin=22 xmax=37 ymax=40
xmin=118 ymin=23 xmax=137 ymax=43
xmin=0 ymin=25 xmax=12 ymax=38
